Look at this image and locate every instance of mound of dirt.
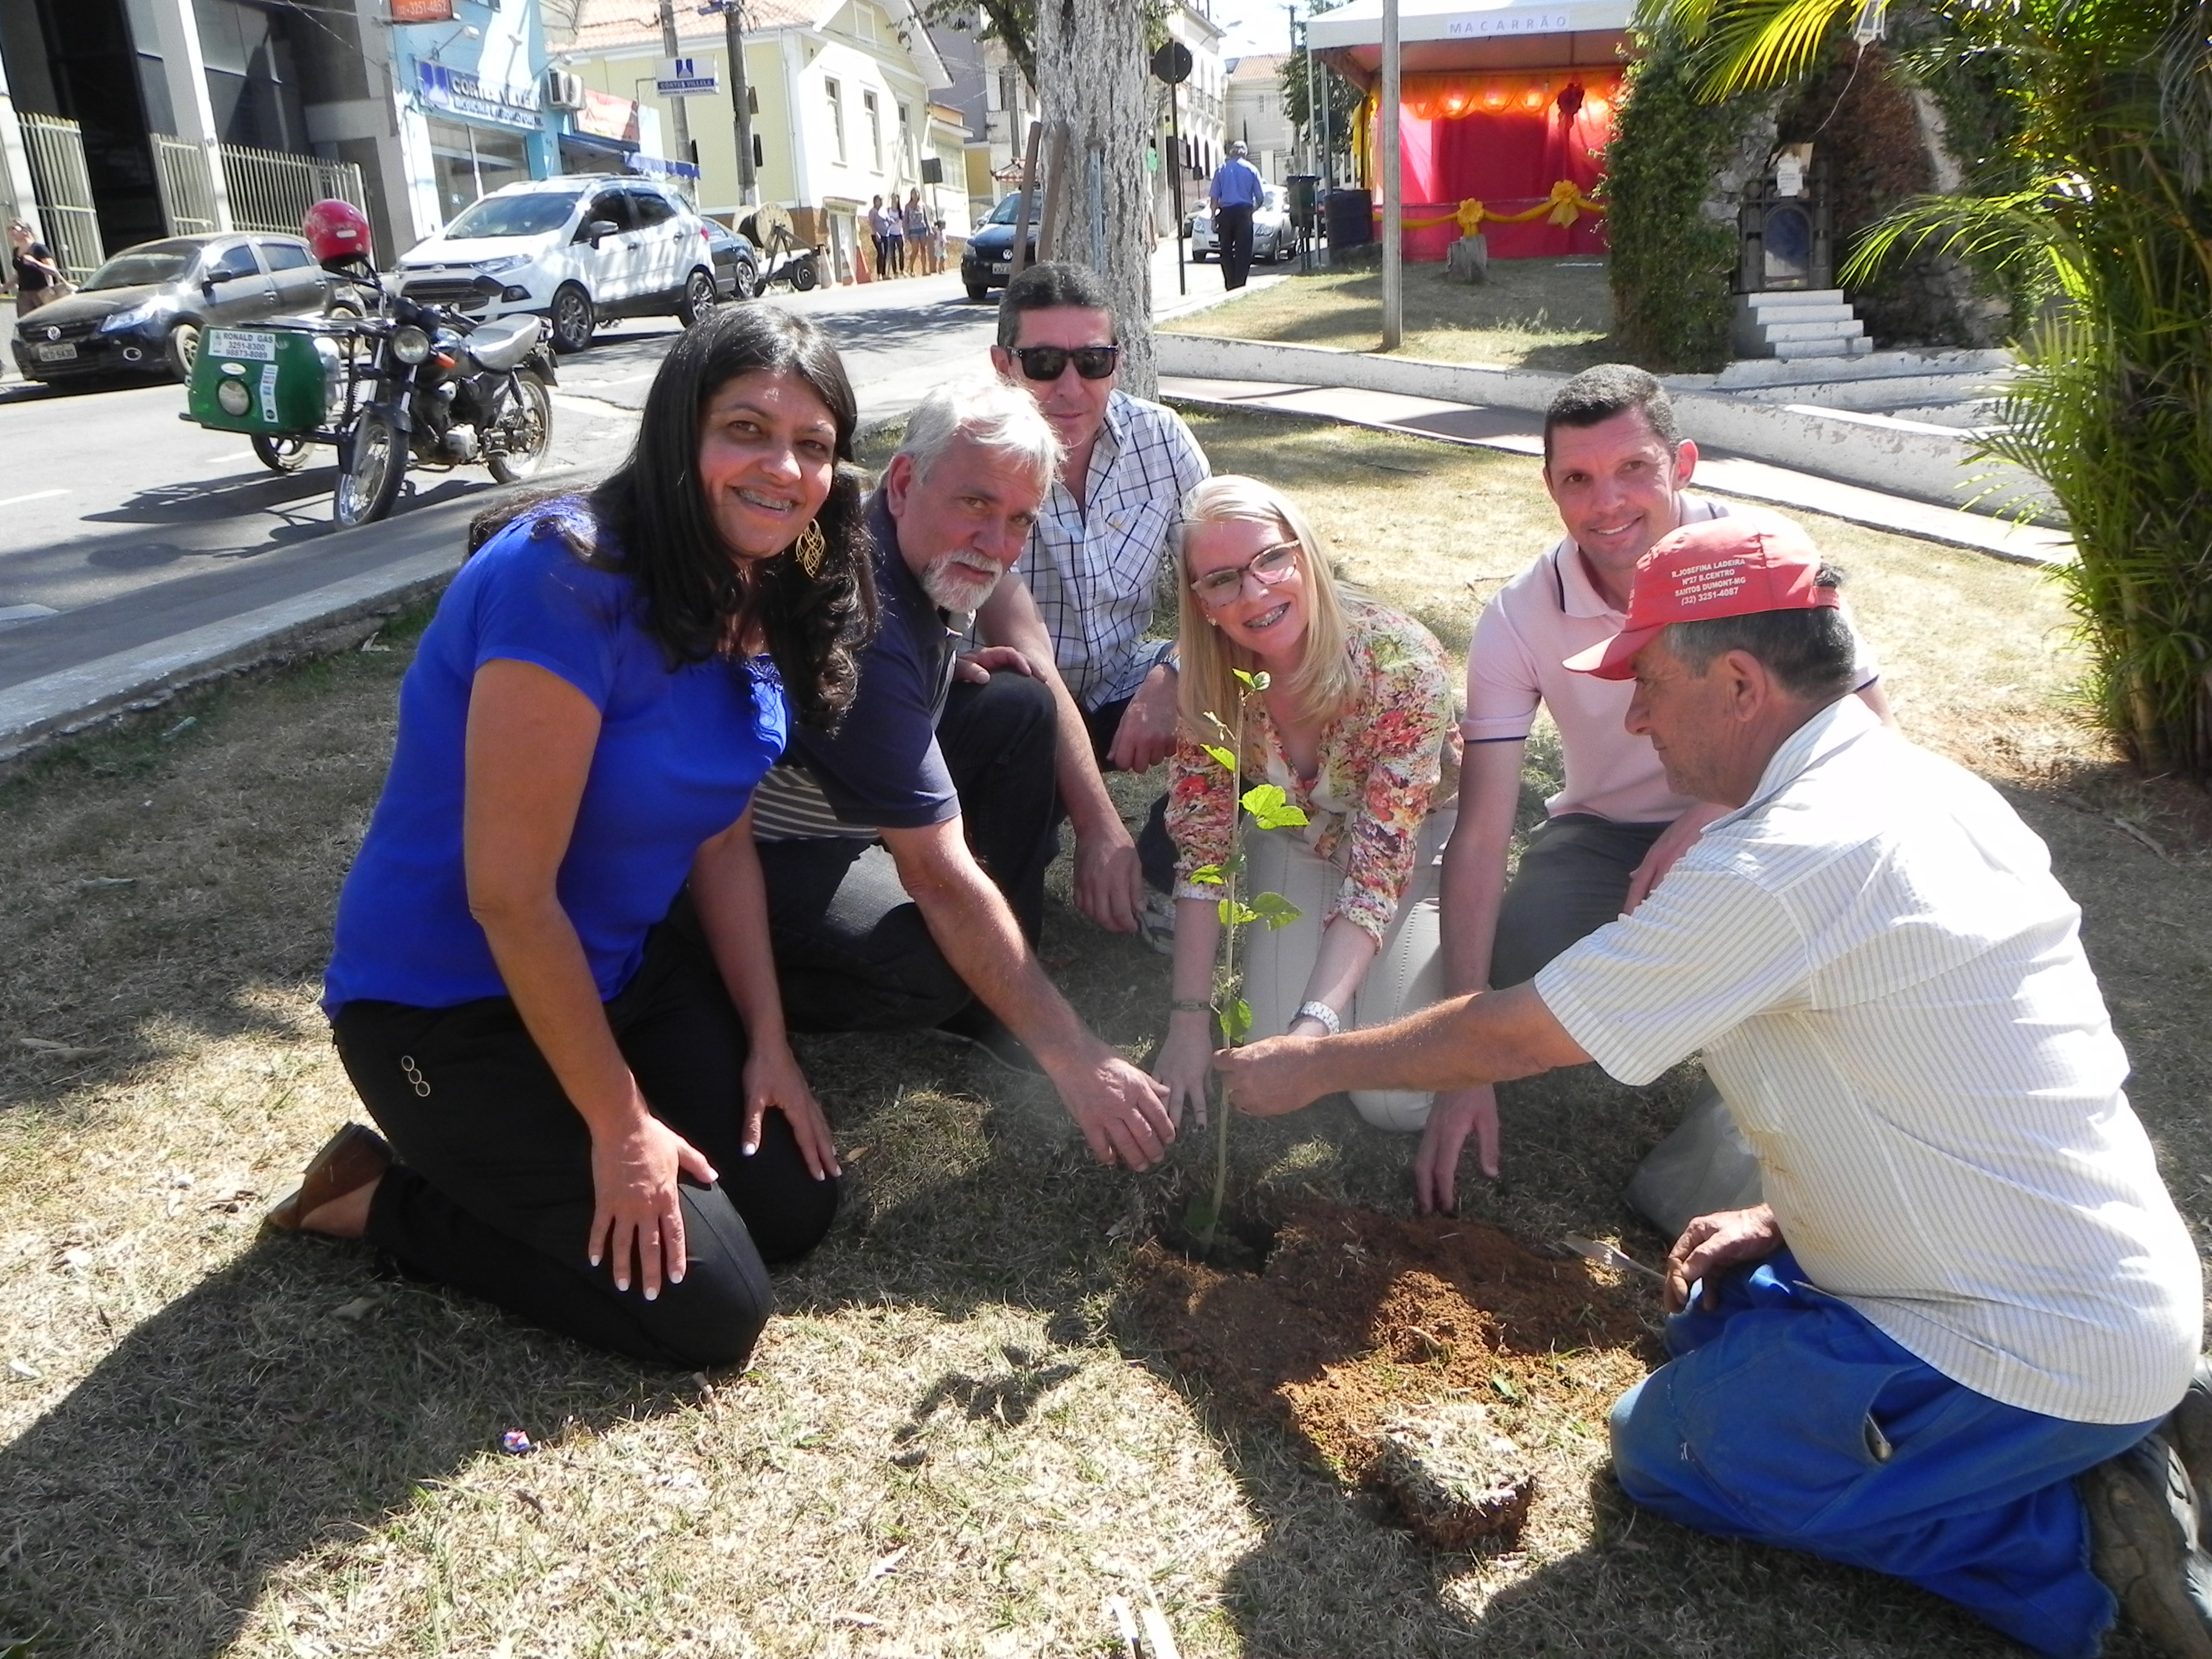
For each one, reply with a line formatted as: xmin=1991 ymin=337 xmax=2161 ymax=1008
xmin=1131 ymin=1201 xmax=1658 ymax=1548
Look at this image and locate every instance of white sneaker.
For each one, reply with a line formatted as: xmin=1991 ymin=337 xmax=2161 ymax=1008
xmin=1138 ymin=890 xmax=1176 ymax=956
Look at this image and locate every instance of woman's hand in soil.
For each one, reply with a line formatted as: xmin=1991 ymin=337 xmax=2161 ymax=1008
xmin=1664 ymin=1203 xmax=1782 ymax=1313
xmin=1154 ymin=1016 xmax=1217 ymax=1128
xmin=742 ymin=1040 xmax=840 ymax=1181
xmin=1411 ymin=1085 xmax=1500 ymax=1214
xmin=589 ymin=1108 xmax=719 ymax=1299
xmin=1214 ymin=1031 xmax=1324 ymax=1118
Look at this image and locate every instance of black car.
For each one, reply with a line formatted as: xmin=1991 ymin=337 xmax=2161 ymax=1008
xmin=959 ymin=192 xmax=1037 ymax=302
xmin=10 ymin=232 xmax=345 ymax=385
xmin=704 ymin=221 xmax=763 ymax=304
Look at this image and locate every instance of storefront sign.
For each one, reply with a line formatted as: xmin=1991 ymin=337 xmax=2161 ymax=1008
xmin=389 ymin=0 xmax=455 ymax=22
xmin=575 ymin=89 xmax=642 ymax=144
xmin=417 ymin=61 xmax=543 ymax=130
xmin=1444 ymin=10 xmax=1572 ymax=35
xmin=655 ymin=55 xmax=719 ymax=97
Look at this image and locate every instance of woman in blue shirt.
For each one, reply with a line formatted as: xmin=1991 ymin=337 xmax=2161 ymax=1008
xmin=273 ymin=305 xmax=878 ymax=1370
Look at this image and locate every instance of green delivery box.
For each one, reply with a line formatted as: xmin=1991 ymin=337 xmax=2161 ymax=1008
xmin=187 ymin=327 xmax=338 ymax=435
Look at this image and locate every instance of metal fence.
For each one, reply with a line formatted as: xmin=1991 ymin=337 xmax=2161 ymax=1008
xmin=152 ymin=135 xmax=220 ymax=237
xmin=17 ymin=113 xmax=104 ymax=281
xmin=219 ymin=142 xmax=366 ymax=236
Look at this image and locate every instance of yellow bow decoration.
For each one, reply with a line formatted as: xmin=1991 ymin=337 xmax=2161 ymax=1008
xmin=1396 ymin=182 xmax=1607 ymax=233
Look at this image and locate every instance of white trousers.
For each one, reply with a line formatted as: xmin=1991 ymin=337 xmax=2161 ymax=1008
xmin=1236 ymin=809 xmax=1453 ymax=1132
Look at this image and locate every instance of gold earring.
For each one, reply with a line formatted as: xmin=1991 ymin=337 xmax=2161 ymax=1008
xmin=794 ymin=520 xmax=827 ymax=578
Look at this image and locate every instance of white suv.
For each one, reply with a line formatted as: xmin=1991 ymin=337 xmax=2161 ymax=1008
xmin=395 ymin=175 xmax=721 ymax=353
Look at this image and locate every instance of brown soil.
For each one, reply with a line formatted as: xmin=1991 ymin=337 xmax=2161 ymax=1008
xmin=1131 ymin=1201 xmax=1660 ymax=1546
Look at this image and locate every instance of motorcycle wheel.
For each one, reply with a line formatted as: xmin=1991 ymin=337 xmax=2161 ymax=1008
xmin=334 ymin=406 xmax=405 ymax=528
xmin=252 ymin=434 xmax=312 ymax=473
xmin=789 ymin=256 xmax=819 ymax=293
xmin=487 ymin=373 xmax=554 ymax=484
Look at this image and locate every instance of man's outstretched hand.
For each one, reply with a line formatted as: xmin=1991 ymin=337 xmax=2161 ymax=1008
xmin=1664 ymin=1203 xmax=1782 ymax=1312
xmin=1213 ymin=1031 xmax=1327 ymax=1118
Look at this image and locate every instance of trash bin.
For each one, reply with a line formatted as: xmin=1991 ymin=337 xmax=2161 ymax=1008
xmin=1287 ymin=173 xmax=1321 ymax=230
xmin=1324 ymin=187 xmax=1374 ymax=249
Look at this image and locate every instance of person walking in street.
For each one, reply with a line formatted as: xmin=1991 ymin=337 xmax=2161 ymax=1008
xmin=8 ymin=220 xmax=62 ymax=314
xmin=275 ymin=306 xmax=874 ymax=1373
xmin=1218 ymin=515 xmax=2210 ymax=1659
xmin=1208 ymin=140 xmax=1265 ymax=290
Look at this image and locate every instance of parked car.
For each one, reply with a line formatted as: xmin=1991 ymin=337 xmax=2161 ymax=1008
xmin=959 ymin=192 xmax=1037 ymax=302
xmin=704 ymin=220 xmax=762 ymax=303
xmin=10 ymin=232 xmax=346 ymax=386
xmin=393 ymin=175 xmax=720 ymax=354
xmin=1187 ymin=184 xmax=1301 ymax=264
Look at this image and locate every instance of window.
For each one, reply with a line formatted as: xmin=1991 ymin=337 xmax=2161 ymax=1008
xmin=863 ymin=90 xmax=882 ymax=172
xmin=202 ymin=243 xmax=261 ymax=283
xmin=258 ymin=239 xmax=312 ymax=271
xmin=627 ymin=187 xmax=675 ymax=227
xmin=585 ymin=190 xmax=634 ymax=233
xmin=826 ymin=78 xmax=846 ymax=164
xmin=897 ymin=101 xmax=912 ymax=177
xmin=852 ymin=2 xmax=876 ymax=41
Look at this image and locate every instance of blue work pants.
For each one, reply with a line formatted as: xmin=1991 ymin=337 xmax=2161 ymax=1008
xmin=1609 ymin=1254 xmax=2158 ymax=1658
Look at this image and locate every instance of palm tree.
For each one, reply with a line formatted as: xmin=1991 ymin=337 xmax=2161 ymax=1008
xmin=1637 ymin=0 xmax=2212 ymax=778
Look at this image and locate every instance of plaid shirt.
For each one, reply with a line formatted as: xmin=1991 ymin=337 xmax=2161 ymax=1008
xmin=1013 ymin=390 xmax=1210 ymax=711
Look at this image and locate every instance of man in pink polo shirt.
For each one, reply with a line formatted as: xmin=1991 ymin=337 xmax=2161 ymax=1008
xmin=1419 ymin=364 xmax=1888 ymax=1218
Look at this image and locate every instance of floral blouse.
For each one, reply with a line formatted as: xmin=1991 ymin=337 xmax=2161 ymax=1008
xmin=1167 ymin=598 xmax=1461 ymax=941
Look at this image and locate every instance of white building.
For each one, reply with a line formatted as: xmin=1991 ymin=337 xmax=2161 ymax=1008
xmin=1224 ymin=53 xmax=1295 ymax=182
xmin=552 ymin=0 xmax=963 ymax=283
xmin=1155 ymin=0 xmax=1227 ymax=236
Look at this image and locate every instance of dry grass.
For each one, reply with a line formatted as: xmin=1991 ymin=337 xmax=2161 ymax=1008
xmin=1161 ymin=259 xmax=1615 ymax=372
xmin=1 ymin=409 xmax=2205 ymax=1657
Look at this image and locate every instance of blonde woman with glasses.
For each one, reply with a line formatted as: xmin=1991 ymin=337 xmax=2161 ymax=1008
xmin=1155 ymin=475 xmax=1461 ymax=1138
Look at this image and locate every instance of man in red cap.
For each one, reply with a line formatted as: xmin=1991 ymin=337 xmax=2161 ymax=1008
xmin=1429 ymin=363 xmax=1889 ymax=1228
xmin=1217 ymin=517 xmax=2210 ymax=1659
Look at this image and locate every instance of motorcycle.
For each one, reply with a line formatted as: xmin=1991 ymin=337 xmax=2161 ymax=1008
xmin=330 ymin=268 xmax=558 ymax=529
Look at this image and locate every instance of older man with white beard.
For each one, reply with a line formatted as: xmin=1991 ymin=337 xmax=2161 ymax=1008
xmin=751 ymin=379 xmax=1177 ymax=1173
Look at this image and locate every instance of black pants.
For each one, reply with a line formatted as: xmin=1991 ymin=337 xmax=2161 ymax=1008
xmin=1080 ymin=693 xmax=1178 ymax=894
xmin=760 ymin=668 xmax=1058 ymax=1033
xmin=1216 ymin=204 xmax=1256 ymax=289
xmin=334 ymin=899 xmax=838 ymax=1370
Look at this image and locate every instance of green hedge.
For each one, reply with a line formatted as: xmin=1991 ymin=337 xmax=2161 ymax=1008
xmin=1606 ymin=32 xmax=1755 ymax=372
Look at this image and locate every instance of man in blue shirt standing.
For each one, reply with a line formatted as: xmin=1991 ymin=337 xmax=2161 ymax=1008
xmin=1208 ymin=139 xmax=1265 ymax=290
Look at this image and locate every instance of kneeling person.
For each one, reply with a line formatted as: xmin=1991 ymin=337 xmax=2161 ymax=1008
xmin=752 ymin=379 xmax=1176 ymax=1171
xmin=1219 ymin=518 xmax=2207 ymax=1659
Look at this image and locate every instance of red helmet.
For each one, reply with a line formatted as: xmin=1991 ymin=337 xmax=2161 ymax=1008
xmin=303 ymin=198 xmax=371 ymax=264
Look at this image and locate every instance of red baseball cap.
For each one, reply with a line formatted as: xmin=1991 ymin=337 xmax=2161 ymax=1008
xmin=1564 ymin=517 xmax=1838 ymax=680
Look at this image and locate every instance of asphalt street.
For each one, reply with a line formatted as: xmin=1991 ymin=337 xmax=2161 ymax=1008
xmin=0 ymin=240 xmax=1263 ymax=706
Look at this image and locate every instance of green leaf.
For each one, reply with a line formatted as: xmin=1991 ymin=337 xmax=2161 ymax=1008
xmin=1240 ymin=783 xmax=1310 ymax=830
xmin=1489 ymin=1371 xmax=1523 ymax=1403
xmin=1248 ymin=891 xmax=1304 ymax=930
xmin=1221 ymin=998 xmax=1253 ymax=1043
xmin=1183 ymin=1194 xmax=1219 ymax=1236
xmin=1248 ymin=670 xmax=1270 ymax=691
xmin=1218 ymin=899 xmax=1259 ymax=927
xmin=1187 ymin=863 xmax=1224 ymax=886
xmin=1201 ymin=743 xmax=1236 ymax=773
xmin=1230 ymin=668 xmax=1258 ymax=688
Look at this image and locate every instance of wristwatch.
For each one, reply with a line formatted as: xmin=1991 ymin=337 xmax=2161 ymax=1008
xmin=1294 ymin=1000 xmax=1341 ymax=1037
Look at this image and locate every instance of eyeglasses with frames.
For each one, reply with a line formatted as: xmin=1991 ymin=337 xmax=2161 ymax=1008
xmin=1190 ymin=540 xmax=1302 ymax=606
xmin=1011 ymin=344 xmax=1120 ymax=382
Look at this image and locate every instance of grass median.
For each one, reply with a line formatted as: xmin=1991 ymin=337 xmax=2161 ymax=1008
xmin=2 ymin=407 xmax=2206 ymax=1657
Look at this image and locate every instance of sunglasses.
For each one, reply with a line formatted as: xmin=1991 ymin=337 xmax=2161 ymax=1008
xmin=1190 ymin=540 xmax=1301 ymax=605
xmin=1011 ymin=344 xmax=1120 ymax=381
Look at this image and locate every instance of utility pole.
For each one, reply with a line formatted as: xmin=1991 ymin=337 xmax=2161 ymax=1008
xmin=1380 ymin=0 xmax=1401 ymax=349
xmin=1287 ymin=4 xmax=1302 ymax=172
xmin=657 ymin=0 xmax=692 ymax=170
xmin=708 ymin=0 xmax=758 ymax=205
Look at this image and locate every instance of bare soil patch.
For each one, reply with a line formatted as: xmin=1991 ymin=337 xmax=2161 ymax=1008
xmin=1133 ymin=1202 xmax=1654 ymax=1546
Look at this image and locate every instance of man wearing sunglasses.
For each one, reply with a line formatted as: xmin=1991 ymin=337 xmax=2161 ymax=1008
xmin=977 ymin=261 xmax=1210 ymax=944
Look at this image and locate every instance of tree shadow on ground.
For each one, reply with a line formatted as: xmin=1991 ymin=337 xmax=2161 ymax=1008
xmin=0 ymin=1239 xmax=697 ymax=1654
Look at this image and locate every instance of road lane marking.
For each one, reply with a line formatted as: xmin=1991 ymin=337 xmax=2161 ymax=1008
xmin=0 ymin=489 xmax=67 ymax=509
xmin=0 ymin=604 xmax=60 ymax=626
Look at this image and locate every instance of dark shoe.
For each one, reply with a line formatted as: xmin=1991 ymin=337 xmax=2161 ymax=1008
xmin=2166 ymin=1357 xmax=2212 ymax=1520
xmin=266 ymin=1122 xmax=392 ymax=1232
xmin=928 ymin=1004 xmax=1046 ymax=1078
xmin=2083 ymin=1432 xmax=2212 ymax=1659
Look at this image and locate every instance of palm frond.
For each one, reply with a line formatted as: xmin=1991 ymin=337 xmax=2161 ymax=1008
xmin=2156 ymin=0 xmax=2212 ymax=193
xmin=1840 ymin=187 xmax=2084 ymax=295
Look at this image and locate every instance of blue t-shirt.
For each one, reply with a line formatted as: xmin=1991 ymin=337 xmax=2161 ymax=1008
xmin=323 ymin=506 xmax=788 ymax=1013
xmin=1211 ymin=157 xmax=1264 ymax=209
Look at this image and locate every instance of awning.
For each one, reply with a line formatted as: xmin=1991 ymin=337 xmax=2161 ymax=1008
xmin=1307 ymin=0 xmax=1629 ymax=84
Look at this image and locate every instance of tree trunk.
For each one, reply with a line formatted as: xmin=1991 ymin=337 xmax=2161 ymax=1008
xmin=1034 ymin=0 xmax=1156 ymax=397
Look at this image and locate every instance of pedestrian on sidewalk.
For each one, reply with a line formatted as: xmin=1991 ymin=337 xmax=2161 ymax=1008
xmin=867 ymin=195 xmax=890 ymax=281
xmin=1208 ymin=141 xmax=1265 ymax=291
xmin=884 ymin=201 xmax=907 ymax=278
xmin=904 ymin=189 xmax=931 ymax=275
xmin=8 ymin=221 xmax=63 ymax=315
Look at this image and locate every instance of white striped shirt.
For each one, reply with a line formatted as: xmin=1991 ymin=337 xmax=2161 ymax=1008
xmin=1535 ymin=695 xmax=2202 ymax=1424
